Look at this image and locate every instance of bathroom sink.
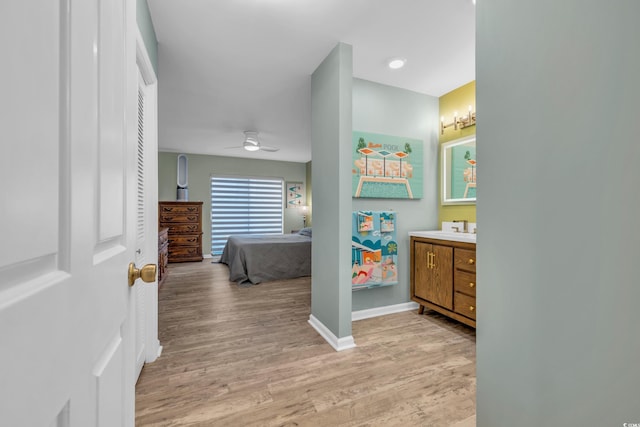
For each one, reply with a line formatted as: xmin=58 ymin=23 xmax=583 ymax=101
xmin=409 ymin=230 xmax=477 ymax=243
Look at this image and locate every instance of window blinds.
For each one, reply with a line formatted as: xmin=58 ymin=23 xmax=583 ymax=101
xmin=210 ymin=176 xmax=283 ymax=255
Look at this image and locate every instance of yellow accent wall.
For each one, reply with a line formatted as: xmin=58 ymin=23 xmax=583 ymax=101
xmin=439 ymin=80 xmax=476 ymax=223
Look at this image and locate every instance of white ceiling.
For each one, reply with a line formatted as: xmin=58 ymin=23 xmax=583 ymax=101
xmin=148 ymin=0 xmax=475 ymax=163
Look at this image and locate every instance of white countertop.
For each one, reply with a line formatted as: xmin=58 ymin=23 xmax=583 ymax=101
xmin=409 ymin=230 xmax=477 ymax=244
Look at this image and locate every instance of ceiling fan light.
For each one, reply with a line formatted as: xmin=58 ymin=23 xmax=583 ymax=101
xmin=243 ymin=142 xmax=260 ymax=151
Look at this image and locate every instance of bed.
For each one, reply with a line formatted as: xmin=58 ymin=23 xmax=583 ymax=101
xmin=219 ymin=228 xmax=312 ymax=285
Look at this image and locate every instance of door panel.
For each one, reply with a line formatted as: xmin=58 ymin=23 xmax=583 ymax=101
xmin=0 ymin=0 xmax=62 ymax=271
xmin=0 ymin=0 xmax=138 ymax=425
xmin=431 ymin=244 xmax=453 ymax=309
xmin=97 ymin=0 xmax=126 ymax=242
xmin=0 ymin=1 xmax=72 ymax=425
xmin=93 ymin=333 xmax=124 ymax=427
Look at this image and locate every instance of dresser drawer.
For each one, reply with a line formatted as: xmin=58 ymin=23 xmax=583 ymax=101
xmin=168 ymin=234 xmax=202 ymax=246
xmin=160 ymin=204 xmax=201 ymax=214
xmin=454 ymin=270 xmax=476 ymax=297
xmin=169 ymin=246 xmax=202 ymax=258
xmin=454 ymin=248 xmax=476 ymax=273
xmin=163 ymin=223 xmax=201 ymax=234
xmin=454 ymin=292 xmax=476 ymax=320
xmin=159 ymin=213 xmax=201 ymax=223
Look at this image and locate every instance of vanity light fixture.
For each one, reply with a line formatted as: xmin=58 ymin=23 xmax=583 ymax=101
xmin=441 ymin=105 xmax=476 ymax=135
xmin=388 ymin=57 xmax=406 ymax=69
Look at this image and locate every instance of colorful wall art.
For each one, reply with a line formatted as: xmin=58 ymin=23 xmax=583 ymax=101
xmin=352 ymin=211 xmax=398 ymax=290
xmin=286 ymin=182 xmax=305 ymax=208
xmin=352 ymin=131 xmax=423 ymax=199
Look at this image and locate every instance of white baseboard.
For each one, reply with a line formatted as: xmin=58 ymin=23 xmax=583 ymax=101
xmin=203 ymin=254 xmax=213 ymax=259
xmin=352 ymin=301 xmax=419 ymax=321
xmin=145 ymin=340 xmax=163 ymax=363
xmin=308 ymin=314 xmax=356 ymax=352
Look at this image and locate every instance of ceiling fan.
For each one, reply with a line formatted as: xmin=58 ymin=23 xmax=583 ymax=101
xmin=226 ymin=131 xmax=279 ymax=152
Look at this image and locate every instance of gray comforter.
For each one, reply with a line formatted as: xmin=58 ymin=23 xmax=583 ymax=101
xmin=219 ymin=234 xmax=311 ymax=284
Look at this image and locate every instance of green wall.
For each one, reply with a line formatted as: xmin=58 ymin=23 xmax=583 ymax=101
xmin=158 ymin=152 xmax=307 ymax=256
xmin=136 ymin=0 xmax=158 ymax=74
xmin=352 ymin=78 xmax=439 ymax=311
xmin=305 ymin=161 xmax=312 ymax=226
xmin=439 ymin=81 xmax=476 ymax=223
xmin=477 ymin=1 xmax=640 ymax=425
xmin=310 ymin=43 xmax=353 ymax=339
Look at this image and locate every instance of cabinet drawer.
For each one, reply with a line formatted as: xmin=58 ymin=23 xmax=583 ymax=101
xmin=454 ymin=292 xmax=476 ymax=320
xmin=454 ymin=248 xmax=476 ymax=273
xmin=454 ymin=270 xmax=476 ymax=297
xmin=162 ymin=223 xmax=201 ymax=234
xmin=169 ymin=246 xmax=202 ymax=257
xmin=168 ymin=234 xmax=202 ymax=246
xmin=160 ymin=204 xmax=201 ymax=214
xmin=159 ymin=213 xmax=201 ymax=223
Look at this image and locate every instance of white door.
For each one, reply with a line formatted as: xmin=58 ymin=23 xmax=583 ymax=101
xmin=133 ymin=57 xmax=160 ymax=381
xmin=0 ymin=0 xmax=146 ymax=426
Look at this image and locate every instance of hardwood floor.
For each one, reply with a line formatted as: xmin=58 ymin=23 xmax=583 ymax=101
xmin=135 ymin=261 xmax=476 ymax=426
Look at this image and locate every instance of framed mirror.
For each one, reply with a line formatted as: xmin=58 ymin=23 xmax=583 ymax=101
xmin=441 ymin=136 xmax=476 ymax=205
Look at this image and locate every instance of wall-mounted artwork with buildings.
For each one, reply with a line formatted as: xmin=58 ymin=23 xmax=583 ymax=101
xmin=352 ymin=131 xmax=423 ymax=199
xmin=352 ymin=211 xmax=398 ymax=290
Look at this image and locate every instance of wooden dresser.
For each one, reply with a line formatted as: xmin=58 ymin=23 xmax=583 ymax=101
xmin=159 ymin=201 xmax=203 ymax=263
xmin=158 ymin=228 xmax=169 ymax=286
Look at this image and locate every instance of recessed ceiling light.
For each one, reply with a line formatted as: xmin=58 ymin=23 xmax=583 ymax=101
xmin=388 ymin=58 xmax=406 ymax=69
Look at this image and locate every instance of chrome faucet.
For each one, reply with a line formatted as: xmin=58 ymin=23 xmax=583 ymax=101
xmin=453 ymin=219 xmax=468 ymax=233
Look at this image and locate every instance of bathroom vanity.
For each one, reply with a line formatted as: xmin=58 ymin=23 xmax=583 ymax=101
xmin=410 ymin=231 xmax=477 ymax=328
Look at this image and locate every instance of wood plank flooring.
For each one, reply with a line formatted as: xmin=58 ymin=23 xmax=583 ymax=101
xmin=135 ymin=261 xmax=476 ymax=426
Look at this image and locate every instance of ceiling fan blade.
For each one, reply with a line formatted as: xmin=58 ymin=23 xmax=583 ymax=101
xmin=260 ymin=145 xmax=280 ymax=152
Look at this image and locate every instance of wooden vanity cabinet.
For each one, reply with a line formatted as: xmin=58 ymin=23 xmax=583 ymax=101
xmin=410 ymin=236 xmax=476 ymax=328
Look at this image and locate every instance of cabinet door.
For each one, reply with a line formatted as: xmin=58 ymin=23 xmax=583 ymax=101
xmin=413 ymin=242 xmax=453 ymax=309
xmin=414 ymin=241 xmax=432 ymax=300
xmin=429 ymin=244 xmax=454 ymax=309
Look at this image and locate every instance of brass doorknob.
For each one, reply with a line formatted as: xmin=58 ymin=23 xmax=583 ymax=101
xmin=469 ymin=282 xmax=475 ymax=288
xmin=469 ymin=306 xmax=475 ymax=311
xmin=468 ymin=258 xmax=475 ymax=265
xmin=128 ymin=262 xmax=157 ymax=286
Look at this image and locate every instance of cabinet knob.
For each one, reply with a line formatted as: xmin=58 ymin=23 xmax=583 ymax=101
xmin=467 ymin=258 xmax=475 ymax=265
xmin=469 ymin=306 xmax=475 ymax=311
xmin=469 ymin=282 xmax=475 ymax=288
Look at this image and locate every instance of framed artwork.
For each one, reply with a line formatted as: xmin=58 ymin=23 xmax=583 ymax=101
xmin=352 ymin=211 xmax=398 ymax=290
xmin=352 ymin=131 xmax=423 ymax=199
xmin=286 ymin=182 xmax=305 ymax=208
xmin=441 ymin=136 xmax=476 ymax=205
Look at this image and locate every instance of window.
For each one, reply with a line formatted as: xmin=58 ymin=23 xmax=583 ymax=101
xmin=210 ymin=176 xmax=284 ymax=255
